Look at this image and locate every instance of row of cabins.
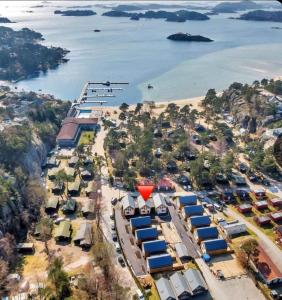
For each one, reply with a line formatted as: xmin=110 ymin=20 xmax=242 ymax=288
xmin=238 ymin=198 xmax=282 ymax=214
xmin=156 ymin=269 xmax=208 ymax=300
xmin=179 ymin=193 xmax=229 ymax=256
xmin=122 ymin=194 xmax=168 ymax=216
xmin=130 ymin=216 xmax=172 ymax=273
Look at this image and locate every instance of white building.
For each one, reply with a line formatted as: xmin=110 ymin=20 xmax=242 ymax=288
xmin=152 ymin=194 xmax=167 ymax=215
xmin=219 ymin=221 xmax=247 ymax=238
xmin=138 ymin=196 xmax=152 ymax=215
xmin=122 ymin=195 xmax=135 ymax=216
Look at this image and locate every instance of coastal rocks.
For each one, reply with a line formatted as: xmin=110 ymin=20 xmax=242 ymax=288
xmin=167 ymin=33 xmax=213 ymax=42
xmin=236 ymin=10 xmax=282 ymax=22
xmin=54 ymin=9 xmax=96 ymax=16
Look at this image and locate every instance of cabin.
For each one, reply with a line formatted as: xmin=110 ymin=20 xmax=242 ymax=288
xmin=252 ymin=188 xmax=266 ymax=200
xmin=48 ymin=168 xmax=59 ymax=180
xmin=16 ymin=243 xmax=35 ymax=255
xmin=122 ymin=195 xmax=135 ymax=216
xmin=51 ymin=182 xmax=64 ymax=194
xmin=220 ymin=221 xmax=247 ymax=238
xmin=54 ymin=220 xmax=72 ymax=242
xmin=169 ymin=272 xmax=190 ymax=299
xmin=45 ymin=198 xmax=59 ymax=214
xmin=85 ymin=184 xmax=93 ymax=197
xmin=155 ymin=277 xmax=176 ymax=300
xmin=270 ymin=212 xmax=282 ymax=223
xmin=147 ymin=254 xmax=173 ymax=273
xmin=254 ymin=216 xmax=271 ymax=226
xmin=182 ymin=205 xmax=204 ymax=220
xmin=174 ymin=243 xmax=191 ymax=261
xmin=46 ymin=157 xmax=60 ymax=168
xmin=81 ymin=198 xmax=95 ymax=217
xmin=269 ymin=198 xmax=282 ymax=208
xmin=81 ymin=169 xmax=92 ymax=180
xmin=74 ymin=222 xmax=93 ymax=249
xmin=68 ymin=156 xmax=79 ymax=167
xmin=138 ymin=196 xmax=152 ymax=215
xmin=237 ymin=204 xmax=252 ymax=214
xmin=62 ymin=198 xmax=76 ymax=214
xmin=152 ymin=194 xmax=167 ymax=214
xmin=194 ymin=226 xmax=219 ymax=242
xmin=135 ymin=227 xmax=158 ymax=244
xmin=178 ymin=193 xmax=197 ymax=208
xmin=201 ymin=238 xmax=228 ymax=255
xmin=68 ymin=180 xmax=81 ymax=196
xmin=65 ymin=167 xmax=76 ymax=179
xmin=142 ymin=240 xmax=167 ymax=257
xmin=254 ymin=200 xmax=268 ymax=211
xmin=183 ymin=269 xmax=208 ymax=296
xmin=34 ymin=221 xmax=52 ymax=240
xmin=236 ymin=189 xmax=249 ymax=201
xmin=188 ymin=216 xmax=211 ymax=231
xmin=130 ymin=216 xmax=151 ymax=232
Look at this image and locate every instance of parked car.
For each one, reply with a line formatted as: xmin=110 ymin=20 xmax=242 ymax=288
xmin=114 ymin=242 xmax=121 ymax=252
xmin=216 ymin=173 xmax=228 ymax=184
xmin=54 ymin=217 xmax=65 ymax=225
xmin=111 ymin=223 xmax=116 ymax=230
xmin=111 ymin=198 xmax=118 ymax=205
xmin=110 ymin=212 xmax=115 ymax=220
xmin=238 ymin=163 xmax=248 ymax=174
xmin=195 ymin=124 xmax=206 ymax=132
xmin=112 ymin=232 xmax=117 ymax=241
xmin=192 ymin=134 xmax=201 ymax=145
xmin=118 ymin=256 xmax=126 ymax=267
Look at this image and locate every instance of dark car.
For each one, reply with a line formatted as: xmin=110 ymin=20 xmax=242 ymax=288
xmin=177 ymin=175 xmax=190 ymax=185
xmin=184 ymin=151 xmax=197 ymax=160
xmin=167 ymin=160 xmax=178 ymax=173
xmin=216 ymin=173 xmax=229 ymax=184
xmin=195 ymin=124 xmax=206 ymax=132
xmin=192 ymin=135 xmax=201 ymax=145
xmin=118 ymin=256 xmax=126 ymax=267
xmin=238 ymin=163 xmax=248 ymax=174
xmin=221 ymin=189 xmax=235 ymax=203
xmin=208 ymin=133 xmax=217 ymax=141
xmin=111 ymin=198 xmax=118 ymax=205
xmin=112 ymin=232 xmax=117 ymax=241
xmin=247 ymin=172 xmax=259 ymax=183
xmin=236 ymin=189 xmax=249 ymax=201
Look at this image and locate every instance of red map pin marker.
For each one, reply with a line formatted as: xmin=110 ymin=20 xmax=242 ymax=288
xmin=137 ymin=185 xmax=155 ymax=201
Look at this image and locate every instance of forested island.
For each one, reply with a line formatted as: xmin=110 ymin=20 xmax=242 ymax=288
xmin=167 ymin=33 xmax=213 ymax=42
xmin=54 ymin=9 xmax=96 ymax=16
xmin=102 ymin=9 xmax=209 ymax=22
xmin=237 ymin=10 xmax=282 ymax=22
xmin=212 ymin=0 xmax=261 ymax=13
xmin=0 ymin=26 xmax=69 ymax=81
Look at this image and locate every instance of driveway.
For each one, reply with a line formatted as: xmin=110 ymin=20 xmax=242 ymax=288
xmin=196 ymin=258 xmax=265 ymax=300
xmin=227 ymin=208 xmax=282 ymax=273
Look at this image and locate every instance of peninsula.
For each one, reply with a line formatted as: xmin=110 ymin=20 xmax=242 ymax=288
xmin=167 ymin=33 xmax=214 ymax=42
xmin=237 ymin=10 xmax=282 ymax=22
xmin=0 ymin=26 xmax=69 ymax=81
xmin=0 ymin=17 xmax=13 ymax=23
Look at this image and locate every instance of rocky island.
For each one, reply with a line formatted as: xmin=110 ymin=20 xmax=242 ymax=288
xmin=54 ymin=9 xmax=96 ymax=16
xmin=0 ymin=17 xmax=13 ymax=23
xmin=167 ymin=33 xmax=213 ymax=42
xmin=0 ymin=26 xmax=69 ymax=81
xmin=237 ymin=10 xmax=282 ymax=22
xmin=212 ymin=0 xmax=261 ymax=13
xmin=102 ymin=9 xmax=209 ymax=22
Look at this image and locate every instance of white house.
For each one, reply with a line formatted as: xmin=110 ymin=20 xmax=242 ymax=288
xmin=138 ymin=196 xmax=152 ymax=215
xmin=152 ymin=194 xmax=167 ymax=215
xmin=122 ymin=195 xmax=135 ymax=216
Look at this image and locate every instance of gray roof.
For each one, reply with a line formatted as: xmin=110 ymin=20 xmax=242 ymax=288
xmin=183 ymin=269 xmax=208 ymax=294
xmin=175 ymin=243 xmax=189 ymax=259
xmin=74 ymin=222 xmax=93 ymax=246
xmin=68 ymin=156 xmax=79 ymax=165
xmin=122 ymin=194 xmax=135 ymax=209
xmin=155 ymin=277 xmax=176 ymax=300
xmin=82 ymin=198 xmax=95 ymax=214
xmin=153 ymin=194 xmax=166 ymax=208
xmin=137 ymin=196 xmax=152 ymax=209
xmin=170 ymin=272 xmax=190 ymax=298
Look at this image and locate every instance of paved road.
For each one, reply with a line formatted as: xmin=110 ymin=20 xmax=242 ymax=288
xmin=168 ymin=205 xmax=199 ymax=258
xmin=196 ymin=258 xmax=265 ymax=300
xmin=227 ymin=208 xmax=282 ymax=272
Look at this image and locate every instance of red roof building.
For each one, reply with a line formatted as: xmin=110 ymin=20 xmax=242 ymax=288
xmin=270 ymin=211 xmax=282 ymax=223
xmin=252 ymin=189 xmax=266 ymax=200
xmin=238 ymin=204 xmax=252 ymax=214
xmin=254 ymin=215 xmax=271 ymax=226
xmin=57 ymin=117 xmax=99 ymax=147
xmin=254 ymin=201 xmax=268 ymax=211
xmin=269 ymin=198 xmax=282 ymax=208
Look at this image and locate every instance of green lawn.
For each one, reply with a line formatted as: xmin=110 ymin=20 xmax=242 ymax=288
xmin=78 ymin=131 xmax=95 ymax=145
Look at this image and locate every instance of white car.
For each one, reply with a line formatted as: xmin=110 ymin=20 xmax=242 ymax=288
xmin=136 ymin=290 xmax=144 ymax=300
xmin=114 ymin=242 xmax=121 ymax=252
